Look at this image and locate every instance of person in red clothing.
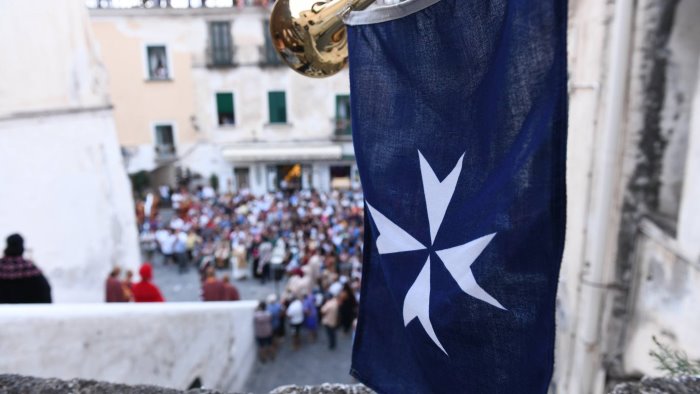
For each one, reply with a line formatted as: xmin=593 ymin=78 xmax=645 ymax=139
xmin=132 ymin=263 xmax=165 ymax=302
xmin=201 ymin=266 xmax=224 ymax=301
xmin=105 ymin=267 xmax=127 ymax=302
xmin=222 ymin=274 xmax=240 ymax=301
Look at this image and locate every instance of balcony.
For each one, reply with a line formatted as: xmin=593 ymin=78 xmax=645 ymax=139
xmin=206 ymin=46 xmax=236 ymax=68
xmin=155 ymin=144 xmax=177 ymax=162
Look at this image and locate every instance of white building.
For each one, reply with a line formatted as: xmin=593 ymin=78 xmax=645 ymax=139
xmin=89 ymin=2 xmax=359 ymax=195
xmin=0 ymin=0 xmax=140 ymax=302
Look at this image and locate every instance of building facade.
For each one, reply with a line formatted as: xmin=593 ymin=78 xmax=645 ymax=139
xmin=89 ymin=2 xmax=358 ymax=195
xmin=557 ymin=0 xmax=700 ymax=393
xmin=0 ymin=0 xmax=140 ymax=302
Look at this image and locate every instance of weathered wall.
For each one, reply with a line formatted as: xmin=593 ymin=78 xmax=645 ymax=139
xmin=0 ymin=110 xmax=140 ymax=302
xmin=606 ymin=0 xmax=700 ymax=384
xmin=677 ymin=51 xmax=700 ymax=261
xmin=0 ymin=302 xmax=257 ymax=392
xmin=552 ymin=0 xmax=610 ymax=390
xmin=555 ymin=0 xmax=700 ymax=392
xmin=0 ymin=0 xmax=110 ymax=117
xmin=621 ymin=221 xmax=700 ymax=377
xmin=0 ymin=0 xmax=141 ymax=302
xmin=656 ymin=0 xmax=700 ymax=224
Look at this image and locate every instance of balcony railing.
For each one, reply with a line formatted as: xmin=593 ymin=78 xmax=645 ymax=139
xmin=155 ymin=144 xmax=177 ymax=161
xmin=86 ymin=0 xmax=275 ymax=9
xmin=206 ymin=46 xmax=236 ymax=68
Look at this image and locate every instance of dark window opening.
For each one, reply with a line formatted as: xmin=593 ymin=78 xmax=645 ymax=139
xmin=330 ymin=165 xmax=352 ymax=190
xmin=147 ymin=46 xmax=169 ymax=80
xmin=155 ymin=124 xmax=176 ymax=158
xmin=277 ymin=164 xmax=302 ymax=191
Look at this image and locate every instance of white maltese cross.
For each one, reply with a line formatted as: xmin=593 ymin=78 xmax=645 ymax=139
xmin=366 ymin=150 xmax=506 ymax=355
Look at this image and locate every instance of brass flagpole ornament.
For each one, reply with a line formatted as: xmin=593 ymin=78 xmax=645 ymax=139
xmin=269 ymin=0 xmax=376 ymax=78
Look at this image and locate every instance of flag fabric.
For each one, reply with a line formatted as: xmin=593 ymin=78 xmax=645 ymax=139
xmin=345 ymin=0 xmax=567 ymax=393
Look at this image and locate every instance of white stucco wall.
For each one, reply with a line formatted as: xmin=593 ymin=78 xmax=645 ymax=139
xmin=677 ymin=53 xmax=700 ymax=262
xmin=180 ymin=142 xmax=233 ymax=192
xmin=0 ymin=0 xmax=110 ymax=117
xmin=552 ymin=0 xmax=609 ymax=390
xmin=657 ymin=0 xmax=700 ymax=222
xmin=0 ymin=0 xmax=141 ymax=302
xmin=0 ymin=302 xmax=256 ymax=391
xmin=622 ymin=221 xmax=700 ymax=376
xmin=0 ymin=110 xmax=141 ymax=302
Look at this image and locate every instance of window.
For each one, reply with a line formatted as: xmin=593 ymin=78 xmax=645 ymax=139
xmin=268 ymin=91 xmax=287 ymax=123
xmin=209 ymin=21 xmax=233 ymax=66
xmin=216 ymin=93 xmax=235 ymax=125
xmin=262 ymin=20 xmax=283 ymax=66
xmin=330 ymin=165 xmax=352 ymax=190
xmin=147 ymin=46 xmax=170 ymax=80
xmin=154 ymin=124 xmax=176 ymax=158
xmin=234 ymin=167 xmax=250 ymax=191
xmin=277 ymin=164 xmax=302 ymax=191
xmin=335 ymin=94 xmax=351 ymax=135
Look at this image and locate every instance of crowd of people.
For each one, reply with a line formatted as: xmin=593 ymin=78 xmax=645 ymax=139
xmin=105 ymin=263 xmax=169 ymax=303
xmin=1 ymin=183 xmax=367 ymax=362
xmin=134 ymin=185 xmax=366 ymax=356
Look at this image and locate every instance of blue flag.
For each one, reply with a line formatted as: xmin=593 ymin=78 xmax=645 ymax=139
xmin=345 ymin=0 xmax=567 ymax=392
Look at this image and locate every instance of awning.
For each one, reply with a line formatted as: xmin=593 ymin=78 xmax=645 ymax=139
xmin=222 ymin=144 xmax=343 ymax=162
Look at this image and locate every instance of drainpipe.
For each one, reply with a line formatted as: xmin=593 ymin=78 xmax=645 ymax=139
xmin=567 ymin=0 xmax=635 ymax=393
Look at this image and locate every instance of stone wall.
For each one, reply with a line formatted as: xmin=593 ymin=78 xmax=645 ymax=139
xmin=0 ymin=375 xmax=374 ymax=394
xmin=3 ymin=373 xmax=699 ymax=394
xmin=609 ymin=376 xmax=700 ymax=394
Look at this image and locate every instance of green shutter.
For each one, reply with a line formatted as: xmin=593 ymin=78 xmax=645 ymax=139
xmin=217 ymin=93 xmax=233 ymax=113
xmin=268 ymin=91 xmax=287 ymax=123
xmin=216 ymin=93 xmax=235 ymax=125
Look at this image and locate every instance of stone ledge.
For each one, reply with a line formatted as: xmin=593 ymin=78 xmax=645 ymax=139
xmin=609 ymin=376 xmax=700 ymax=393
xmin=0 ymin=375 xmax=226 ymax=394
xmin=0 ymin=375 xmax=372 ymax=394
xmin=270 ymin=384 xmax=373 ymax=394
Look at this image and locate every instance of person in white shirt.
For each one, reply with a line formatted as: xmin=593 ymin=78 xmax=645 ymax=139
xmin=159 ymin=230 xmax=176 ymax=265
xmin=286 ymin=296 xmax=305 ymax=350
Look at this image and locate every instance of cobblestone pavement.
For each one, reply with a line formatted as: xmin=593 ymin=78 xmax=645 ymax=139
xmin=243 ymin=331 xmax=355 ymax=394
xmin=149 ymin=256 xmax=355 ymax=394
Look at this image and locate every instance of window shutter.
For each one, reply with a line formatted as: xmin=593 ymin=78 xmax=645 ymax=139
xmin=268 ymin=91 xmax=287 ymax=123
xmin=216 ymin=92 xmax=235 ymax=125
xmin=210 ymin=22 xmax=232 ymax=65
xmin=217 ymin=93 xmax=234 ymax=113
